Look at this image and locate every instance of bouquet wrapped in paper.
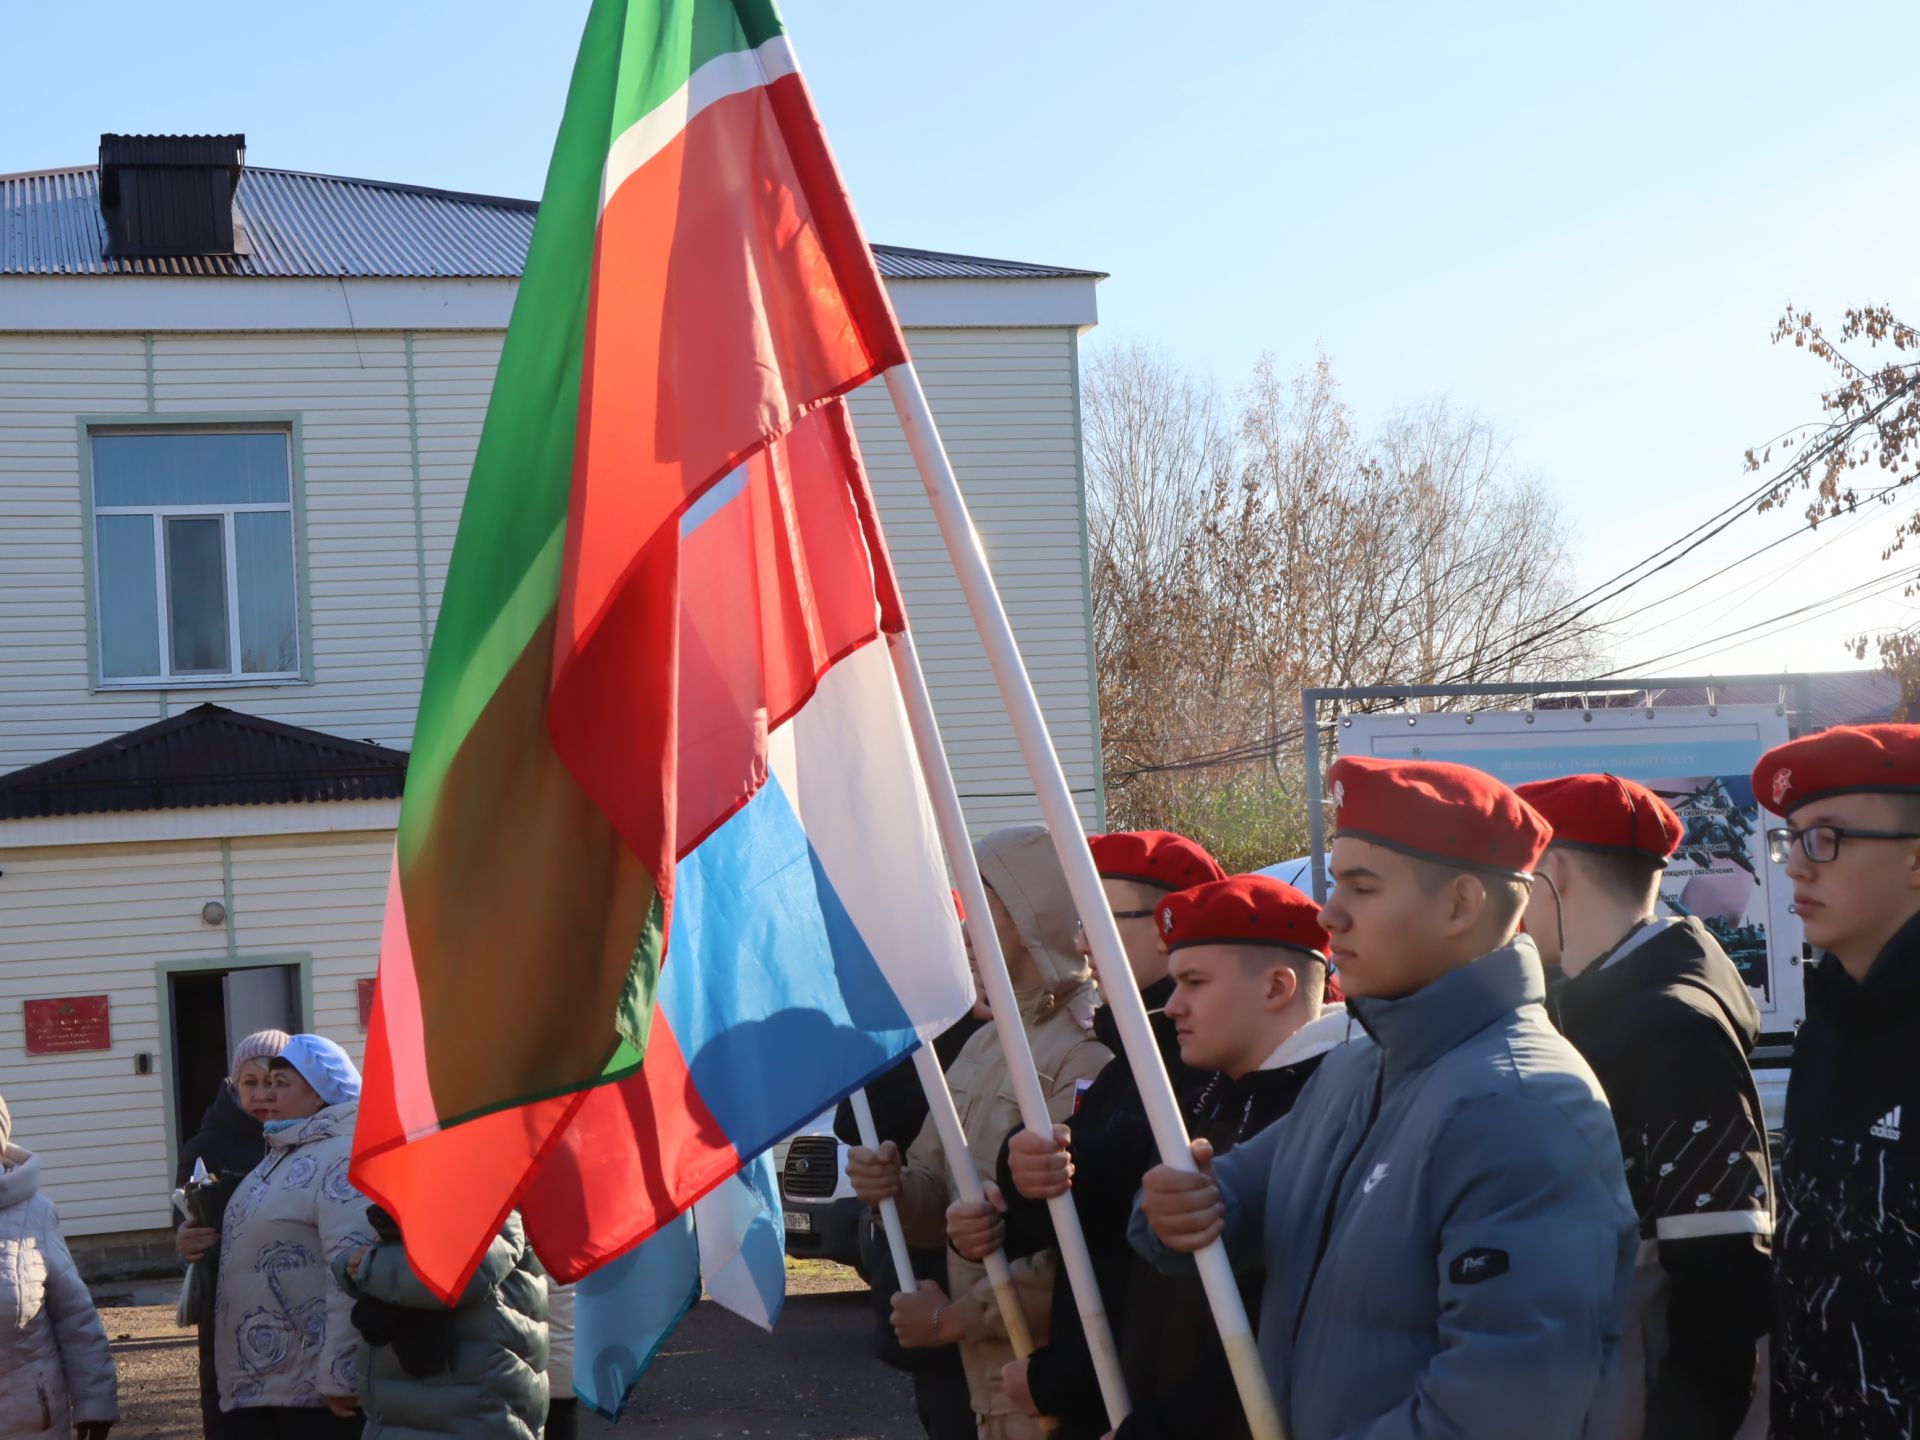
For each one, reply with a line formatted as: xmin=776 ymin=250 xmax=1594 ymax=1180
xmin=173 ymin=1159 xmax=227 ymax=1327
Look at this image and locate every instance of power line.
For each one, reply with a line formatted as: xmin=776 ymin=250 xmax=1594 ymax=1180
xmin=1597 ymin=568 xmax=1920 ymax=677
xmin=1592 ymin=479 xmax=1911 ymax=637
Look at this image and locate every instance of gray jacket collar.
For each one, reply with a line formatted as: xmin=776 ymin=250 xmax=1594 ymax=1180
xmin=1348 ymin=938 xmax=1545 ymax=1077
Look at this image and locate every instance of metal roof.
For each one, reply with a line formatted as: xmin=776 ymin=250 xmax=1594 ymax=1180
xmin=0 ymin=703 xmax=408 ymax=818
xmin=0 ymin=163 xmax=1103 ymax=281
xmin=1537 ymin=669 xmax=1904 ymax=730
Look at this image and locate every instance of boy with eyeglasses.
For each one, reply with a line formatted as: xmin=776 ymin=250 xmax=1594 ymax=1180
xmin=1756 ymin=725 xmax=1920 ymax=1439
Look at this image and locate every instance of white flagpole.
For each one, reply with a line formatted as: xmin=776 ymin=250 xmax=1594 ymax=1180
xmin=888 ymin=632 xmax=1130 ymax=1428
xmin=848 ymin=1088 xmax=918 ymax=1293
xmin=906 ymin=1047 xmax=1038 ymax=1360
xmin=884 ymin=364 xmax=1286 ymax=1440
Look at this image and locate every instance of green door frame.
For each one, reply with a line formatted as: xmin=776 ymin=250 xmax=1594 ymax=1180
xmin=153 ymin=952 xmax=314 ymax=1220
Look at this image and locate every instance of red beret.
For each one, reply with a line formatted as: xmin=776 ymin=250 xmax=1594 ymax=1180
xmin=1088 ymin=831 xmax=1226 ymax=893
xmin=1753 ymin=724 xmax=1920 ymax=817
xmin=1327 ymin=755 xmax=1551 ymax=878
xmin=1156 ymin=874 xmax=1330 ymax=959
xmin=1514 ymin=774 xmax=1684 ymax=862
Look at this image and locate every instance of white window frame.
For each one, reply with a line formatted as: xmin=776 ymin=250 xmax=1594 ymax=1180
xmin=90 ymin=425 xmax=303 ymax=688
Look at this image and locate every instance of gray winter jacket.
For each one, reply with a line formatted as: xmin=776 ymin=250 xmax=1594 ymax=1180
xmin=0 ymin=1143 xmax=119 ymax=1435
xmin=1131 ymin=940 xmax=1639 ymax=1440
xmin=338 ymin=1211 xmax=549 ymax=1439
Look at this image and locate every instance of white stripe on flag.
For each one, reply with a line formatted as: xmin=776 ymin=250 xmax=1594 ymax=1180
xmin=600 ymin=35 xmax=799 ymax=212
xmin=767 ymin=637 xmax=972 ymax=1038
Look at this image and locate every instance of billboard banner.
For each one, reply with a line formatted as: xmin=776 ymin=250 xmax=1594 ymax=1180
xmin=1334 ymin=704 xmax=1803 ymax=1037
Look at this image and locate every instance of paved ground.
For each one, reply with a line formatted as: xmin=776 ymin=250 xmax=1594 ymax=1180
xmin=105 ymin=1260 xmax=920 ymax=1440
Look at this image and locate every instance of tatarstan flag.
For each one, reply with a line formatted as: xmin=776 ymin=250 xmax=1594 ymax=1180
xmin=350 ymin=0 xmax=972 ymax=1301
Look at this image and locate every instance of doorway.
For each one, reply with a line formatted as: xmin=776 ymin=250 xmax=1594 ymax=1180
xmin=168 ymin=964 xmax=300 ymax=1159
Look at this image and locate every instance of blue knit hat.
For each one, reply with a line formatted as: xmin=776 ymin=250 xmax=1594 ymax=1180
xmin=278 ymin=1034 xmax=362 ymax=1106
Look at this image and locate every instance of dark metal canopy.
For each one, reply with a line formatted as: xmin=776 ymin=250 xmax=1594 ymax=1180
xmin=0 ymin=704 xmax=407 ymax=819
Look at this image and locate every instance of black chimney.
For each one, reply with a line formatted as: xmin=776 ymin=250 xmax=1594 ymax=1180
xmin=99 ymin=134 xmax=246 ymax=259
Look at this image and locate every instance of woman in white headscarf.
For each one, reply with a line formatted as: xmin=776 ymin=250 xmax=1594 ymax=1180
xmin=180 ymin=1035 xmax=375 ymax=1438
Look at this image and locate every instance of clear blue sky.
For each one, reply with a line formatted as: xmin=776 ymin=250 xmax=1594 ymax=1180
xmin=9 ymin=1 xmax=1919 ymax=682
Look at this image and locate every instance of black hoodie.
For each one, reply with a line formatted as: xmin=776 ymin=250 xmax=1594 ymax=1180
xmin=1552 ymin=916 xmax=1773 ymax=1440
xmin=1773 ymin=908 xmax=1920 ymax=1440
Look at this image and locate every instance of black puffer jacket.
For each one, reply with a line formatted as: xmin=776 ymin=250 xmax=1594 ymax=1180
xmin=1773 ymin=910 xmax=1920 ymax=1439
xmin=1551 ymin=918 xmax=1772 ymax=1440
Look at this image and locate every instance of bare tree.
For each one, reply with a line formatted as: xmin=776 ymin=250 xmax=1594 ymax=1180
xmin=1084 ymin=347 xmax=1593 ymax=870
xmin=1748 ymin=304 xmax=1920 ymax=711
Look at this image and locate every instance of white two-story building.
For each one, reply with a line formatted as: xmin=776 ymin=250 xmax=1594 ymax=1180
xmin=0 ymin=134 xmax=1105 ymax=1272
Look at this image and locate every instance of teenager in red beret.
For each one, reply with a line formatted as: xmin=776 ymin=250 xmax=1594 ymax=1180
xmin=1133 ymin=755 xmax=1638 ymax=1440
xmin=1754 ymin=724 xmax=1920 ymax=1440
xmin=1516 ymin=773 xmax=1772 ymax=1440
xmin=945 ymin=830 xmax=1225 ymax=1435
xmin=1080 ymin=874 xmax=1355 ymax=1440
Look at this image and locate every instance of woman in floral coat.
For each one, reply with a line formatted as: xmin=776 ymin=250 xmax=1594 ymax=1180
xmin=180 ymin=1035 xmax=374 ymax=1439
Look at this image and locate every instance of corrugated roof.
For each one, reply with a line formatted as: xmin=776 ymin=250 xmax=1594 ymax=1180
xmin=0 ymin=704 xmax=407 ymax=818
xmin=0 ymin=163 xmax=1103 ymax=281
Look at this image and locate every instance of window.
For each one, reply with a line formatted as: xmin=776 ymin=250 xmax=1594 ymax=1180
xmin=90 ymin=428 xmax=301 ymax=685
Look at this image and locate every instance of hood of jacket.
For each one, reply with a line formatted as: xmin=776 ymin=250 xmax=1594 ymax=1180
xmin=1558 ymin=915 xmax=1761 ymax=1051
xmin=974 ymin=825 xmax=1095 ymax=1019
xmin=1259 ymin=1005 xmax=1357 ymax=1072
xmin=0 ymin=1143 xmax=38 ymax=1210
xmin=265 ymin=1099 xmax=358 ymax=1153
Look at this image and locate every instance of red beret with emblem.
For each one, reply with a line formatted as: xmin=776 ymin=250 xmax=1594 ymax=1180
xmin=1753 ymin=724 xmax=1920 ymax=817
xmin=1088 ymin=831 xmax=1226 ymax=893
xmin=1327 ymin=755 xmax=1551 ymax=878
xmin=1513 ymin=774 xmax=1684 ymax=862
xmin=1157 ymin=874 xmax=1330 ymax=959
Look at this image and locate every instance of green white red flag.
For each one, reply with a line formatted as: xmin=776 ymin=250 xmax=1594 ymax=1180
xmin=349 ymin=0 xmax=973 ymax=1302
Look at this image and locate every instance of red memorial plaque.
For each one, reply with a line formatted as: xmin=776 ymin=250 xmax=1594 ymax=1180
xmin=23 ymin=995 xmax=112 ymax=1056
xmin=357 ymin=978 xmax=376 ymax=1031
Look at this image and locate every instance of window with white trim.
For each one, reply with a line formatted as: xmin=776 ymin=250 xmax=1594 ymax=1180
xmin=91 ymin=427 xmax=301 ymax=685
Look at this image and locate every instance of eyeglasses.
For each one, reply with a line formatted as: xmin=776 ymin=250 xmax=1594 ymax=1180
xmin=1074 ymin=909 xmax=1156 ymax=944
xmin=1766 ymin=825 xmax=1920 ymax=864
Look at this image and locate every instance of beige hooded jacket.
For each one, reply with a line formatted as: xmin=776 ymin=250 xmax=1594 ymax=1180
xmin=894 ymin=825 xmax=1112 ymax=1437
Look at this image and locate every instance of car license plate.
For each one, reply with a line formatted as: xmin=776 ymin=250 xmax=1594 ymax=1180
xmin=783 ymin=1211 xmax=812 ymax=1233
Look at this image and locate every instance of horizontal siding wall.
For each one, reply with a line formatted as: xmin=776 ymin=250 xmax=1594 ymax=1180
xmin=227 ymin=830 xmax=387 ymax=1056
xmin=0 ymin=831 xmax=388 ymax=1237
xmin=0 ymin=321 xmax=1101 ymax=832
xmin=0 ymin=839 xmax=227 ymax=1234
xmin=850 ymin=330 xmax=1101 ymax=831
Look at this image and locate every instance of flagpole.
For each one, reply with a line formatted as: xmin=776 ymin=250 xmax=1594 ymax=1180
xmin=848 ymin=1089 xmax=919 ymax=1294
xmin=883 ymin=364 xmax=1287 ymax=1440
xmin=888 ymin=632 xmax=1130 ymax=1428
xmin=906 ymin=1047 xmax=1036 ymax=1360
